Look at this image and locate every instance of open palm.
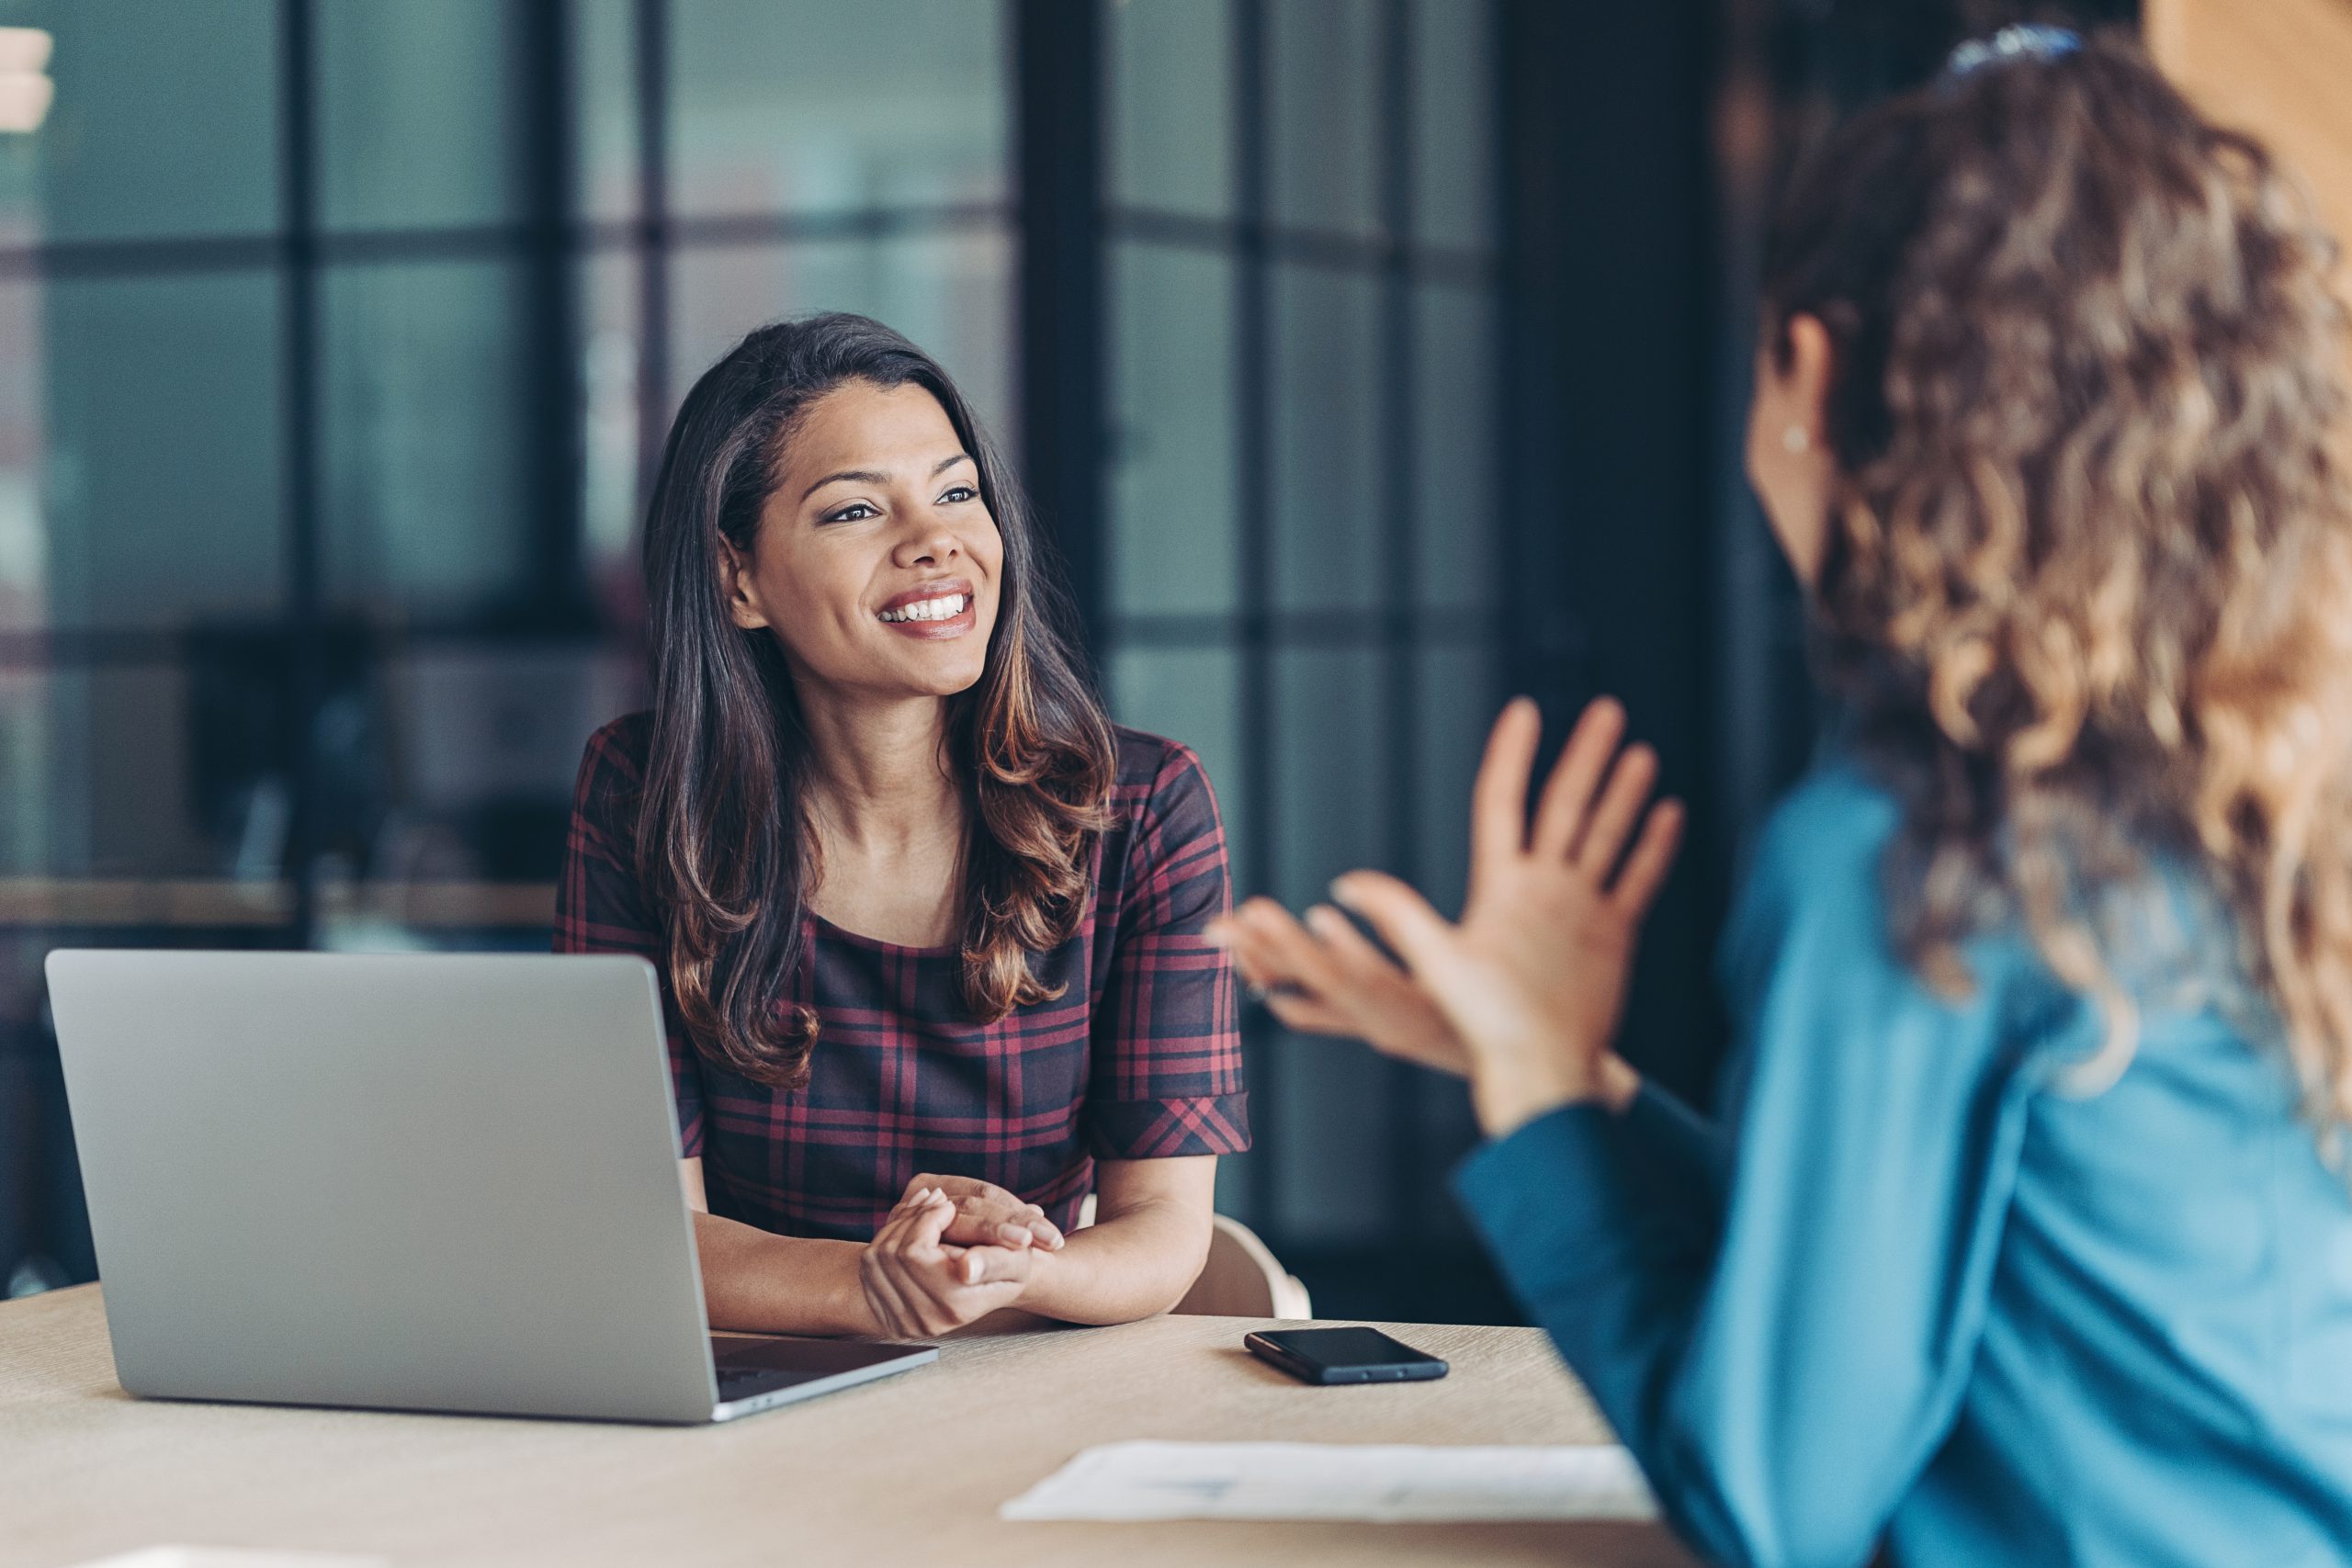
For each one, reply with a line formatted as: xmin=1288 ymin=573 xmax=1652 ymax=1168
xmin=1332 ymin=697 xmax=1683 ymax=1135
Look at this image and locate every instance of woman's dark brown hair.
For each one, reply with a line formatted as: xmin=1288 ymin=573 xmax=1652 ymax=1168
xmin=638 ymin=313 xmax=1114 ymax=1089
xmin=1763 ymin=30 xmax=2352 ymax=1120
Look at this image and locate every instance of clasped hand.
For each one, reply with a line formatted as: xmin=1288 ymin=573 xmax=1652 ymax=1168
xmin=1208 ymin=697 xmax=1682 ymax=1138
xmin=858 ymin=1172 xmax=1066 ymax=1338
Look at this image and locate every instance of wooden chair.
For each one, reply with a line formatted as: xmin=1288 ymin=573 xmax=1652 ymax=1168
xmin=1072 ymin=1195 xmax=1312 ymax=1319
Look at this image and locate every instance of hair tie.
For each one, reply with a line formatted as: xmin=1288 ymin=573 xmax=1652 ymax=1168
xmin=1944 ymin=24 xmax=2082 ymax=80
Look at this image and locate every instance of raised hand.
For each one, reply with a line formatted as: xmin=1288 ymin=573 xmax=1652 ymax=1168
xmin=1329 ymin=696 xmax=1682 ymax=1137
xmin=1207 ymin=895 xmax=1471 ymax=1076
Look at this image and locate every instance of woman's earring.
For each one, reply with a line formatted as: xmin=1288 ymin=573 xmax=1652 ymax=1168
xmin=1781 ymin=424 xmax=1812 ymax=455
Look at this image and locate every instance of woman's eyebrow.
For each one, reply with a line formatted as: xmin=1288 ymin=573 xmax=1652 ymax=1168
xmin=799 ymin=453 xmax=972 ymax=502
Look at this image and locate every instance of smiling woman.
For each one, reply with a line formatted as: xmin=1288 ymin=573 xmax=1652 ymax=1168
xmin=556 ymin=314 xmax=1249 ymax=1339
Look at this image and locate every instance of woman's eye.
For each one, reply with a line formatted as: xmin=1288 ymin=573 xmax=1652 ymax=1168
xmin=823 ymin=502 xmax=876 ymax=524
xmin=939 ymin=485 xmax=978 ymax=504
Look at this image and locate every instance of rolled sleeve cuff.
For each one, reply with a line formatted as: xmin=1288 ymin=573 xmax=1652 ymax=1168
xmin=1086 ymin=1092 xmax=1252 ymax=1159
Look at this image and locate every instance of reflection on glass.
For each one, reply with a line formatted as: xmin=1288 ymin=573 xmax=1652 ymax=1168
xmin=323 ymin=260 xmax=535 ymax=616
xmin=38 ymin=665 xmax=220 ymax=876
xmin=1413 ymin=283 xmax=1497 ymax=613
xmin=0 ymin=0 xmax=278 ymax=243
xmin=1108 ymin=0 xmax=1232 ymax=219
xmin=572 ymin=0 xmax=640 ymax=226
xmin=581 ymin=251 xmax=642 ymax=611
xmin=1411 ymin=0 xmax=1497 ymax=252
xmin=1106 ymin=644 xmax=1247 ymax=888
xmin=1110 ymin=243 xmax=1237 ymax=617
xmin=1271 ymin=262 xmax=1380 ymax=614
xmin=318 ymin=0 xmax=531 ymax=231
xmin=1269 ymin=0 xmax=1380 ymax=239
xmin=669 ymin=0 xmax=1009 ymax=219
xmin=668 ymin=232 xmax=1016 ymax=446
xmin=44 ymin=271 xmax=286 ymax=630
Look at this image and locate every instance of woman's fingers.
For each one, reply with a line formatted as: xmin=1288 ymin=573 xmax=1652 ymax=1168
xmin=1262 ymin=989 xmax=1356 ymax=1037
xmin=1236 ymin=898 xmax=1347 ymax=999
xmin=1329 ymin=870 xmax=1457 ymax=981
xmin=1468 ymin=699 xmax=1544 ymax=893
xmin=956 ymin=1245 xmax=1035 ymax=1288
xmin=1571 ymin=740 xmax=1658 ymax=874
xmin=1610 ymin=797 xmax=1685 ymax=916
xmin=1303 ymin=903 xmax=1409 ymax=988
xmin=1530 ymin=698 xmax=1628 ymax=862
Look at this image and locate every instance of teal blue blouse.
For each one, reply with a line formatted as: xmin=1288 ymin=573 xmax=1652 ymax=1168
xmin=1455 ymin=763 xmax=2352 ymax=1568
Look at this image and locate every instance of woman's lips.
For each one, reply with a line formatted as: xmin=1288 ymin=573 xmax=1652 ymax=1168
xmin=876 ymin=588 xmax=978 ymax=639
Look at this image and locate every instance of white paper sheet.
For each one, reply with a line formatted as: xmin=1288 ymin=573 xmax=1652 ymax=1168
xmin=1001 ymin=1440 xmax=1659 ymax=1524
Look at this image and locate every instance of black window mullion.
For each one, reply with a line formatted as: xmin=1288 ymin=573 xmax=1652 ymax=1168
xmin=633 ymin=0 xmax=672 ymax=508
xmin=280 ymin=0 xmax=323 ymax=947
xmin=1375 ymin=0 xmax=1429 ymax=1243
xmin=1233 ymin=0 xmax=1278 ymax=1235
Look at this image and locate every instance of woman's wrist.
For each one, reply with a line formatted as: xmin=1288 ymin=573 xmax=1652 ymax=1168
xmin=1469 ymin=1046 xmax=1637 ymax=1139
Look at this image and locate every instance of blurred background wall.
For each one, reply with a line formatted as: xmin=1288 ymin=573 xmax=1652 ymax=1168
xmin=0 ymin=0 xmax=2238 ymax=1322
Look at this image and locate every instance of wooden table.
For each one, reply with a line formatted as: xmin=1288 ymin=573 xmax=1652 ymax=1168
xmin=0 ymin=1285 xmax=1697 ymax=1567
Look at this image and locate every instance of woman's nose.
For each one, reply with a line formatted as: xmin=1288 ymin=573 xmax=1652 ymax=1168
xmin=895 ymin=513 xmax=962 ymax=566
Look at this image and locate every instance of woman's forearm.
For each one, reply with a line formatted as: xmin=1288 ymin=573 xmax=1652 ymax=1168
xmin=692 ymin=1211 xmax=878 ymax=1336
xmin=1015 ymin=1201 xmax=1212 ymax=1325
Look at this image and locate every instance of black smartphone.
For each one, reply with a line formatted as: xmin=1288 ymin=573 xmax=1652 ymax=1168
xmin=1243 ymin=1326 xmax=1450 ymax=1386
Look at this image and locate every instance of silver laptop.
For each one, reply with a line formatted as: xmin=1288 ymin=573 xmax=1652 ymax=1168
xmin=45 ymin=949 xmax=935 ymax=1424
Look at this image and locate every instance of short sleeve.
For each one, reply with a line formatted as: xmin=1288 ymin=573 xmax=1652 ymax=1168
xmin=555 ymin=716 xmax=706 ymax=1158
xmin=1085 ymin=741 xmax=1251 ymax=1159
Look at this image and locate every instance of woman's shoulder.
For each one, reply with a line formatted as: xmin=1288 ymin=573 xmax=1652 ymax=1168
xmin=571 ymin=710 xmax=656 ymax=816
xmin=1108 ymin=725 xmax=1217 ymax=810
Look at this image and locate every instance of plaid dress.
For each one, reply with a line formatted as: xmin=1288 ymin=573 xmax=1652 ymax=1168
xmin=555 ymin=713 xmax=1250 ymax=1241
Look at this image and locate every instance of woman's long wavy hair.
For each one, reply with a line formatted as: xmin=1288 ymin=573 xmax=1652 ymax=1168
xmin=637 ymin=313 xmax=1114 ymax=1089
xmin=1767 ymin=32 xmax=2352 ymax=1122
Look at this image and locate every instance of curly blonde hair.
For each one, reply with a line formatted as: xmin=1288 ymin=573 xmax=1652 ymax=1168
xmin=1767 ymin=32 xmax=2352 ymax=1122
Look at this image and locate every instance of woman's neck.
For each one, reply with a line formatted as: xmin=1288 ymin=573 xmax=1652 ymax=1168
xmin=790 ymin=683 xmax=970 ymax=948
xmin=794 ymin=687 xmax=963 ymax=854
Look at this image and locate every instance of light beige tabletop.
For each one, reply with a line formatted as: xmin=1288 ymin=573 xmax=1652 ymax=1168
xmin=0 ymin=1284 xmax=1698 ymax=1567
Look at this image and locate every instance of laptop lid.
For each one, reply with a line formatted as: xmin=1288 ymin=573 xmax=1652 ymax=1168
xmin=47 ymin=950 xmax=721 ymax=1424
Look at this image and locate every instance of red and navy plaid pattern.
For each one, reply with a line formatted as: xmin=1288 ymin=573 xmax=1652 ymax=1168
xmin=556 ymin=713 xmax=1250 ymax=1242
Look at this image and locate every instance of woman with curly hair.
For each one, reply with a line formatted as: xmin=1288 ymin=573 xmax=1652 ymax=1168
xmin=559 ymin=314 xmax=1247 ymax=1341
xmin=1216 ymin=27 xmax=2352 ymax=1567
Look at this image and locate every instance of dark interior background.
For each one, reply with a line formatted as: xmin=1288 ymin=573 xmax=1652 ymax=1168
xmin=0 ymin=0 xmax=2138 ymax=1322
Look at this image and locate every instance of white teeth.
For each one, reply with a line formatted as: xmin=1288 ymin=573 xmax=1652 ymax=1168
xmin=879 ymin=592 xmax=967 ymax=624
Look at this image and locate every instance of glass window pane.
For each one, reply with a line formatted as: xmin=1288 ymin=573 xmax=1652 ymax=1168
xmin=582 ymin=251 xmax=642 ymax=600
xmin=668 ymin=231 xmax=1017 ymax=448
xmin=36 ymin=665 xmax=223 ymax=876
xmin=574 ymin=0 xmax=640 ymax=226
xmin=1413 ymin=283 xmax=1497 ymax=613
xmin=380 ymin=645 xmax=640 ymax=877
xmin=1272 ymin=647 xmax=1388 ymax=908
xmin=323 ymin=260 xmax=536 ymax=616
xmin=318 ymin=0 xmax=534 ymax=231
xmin=1414 ymin=641 xmax=1498 ymax=919
xmin=43 ymin=272 xmax=286 ymax=630
xmin=1270 ymin=642 xmax=1393 ymax=1247
xmin=1271 ymin=263 xmax=1380 ymax=615
xmin=0 ymin=275 xmax=40 ymax=631
xmin=1411 ymin=0 xmax=1497 ymax=251
xmin=1108 ymin=0 xmax=1231 ymax=219
xmin=669 ymin=0 xmax=1010 ymax=219
xmin=0 ymin=0 xmax=280 ymax=243
xmin=1106 ymin=644 xmax=1247 ymax=885
xmin=1110 ymin=243 xmax=1236 ymax=618
xmin=1269 ymin=0 xmax=1380 ymax=239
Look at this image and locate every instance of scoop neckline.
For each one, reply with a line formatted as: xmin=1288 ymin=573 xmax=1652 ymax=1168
xmin=809 ymin=911 xmax=960 ymax=958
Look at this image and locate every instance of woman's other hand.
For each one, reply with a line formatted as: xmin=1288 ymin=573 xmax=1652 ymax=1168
xmin=899 ymin=1172 xmax=1065 ymax=1253
xmin=1330 ymin=696 xmax=1682 ymax=1138
xmin=859 ymin=1186 xmax=1041 ymax=1338
xmin=1206 ymin=897 xmax=1470 ymax=1076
